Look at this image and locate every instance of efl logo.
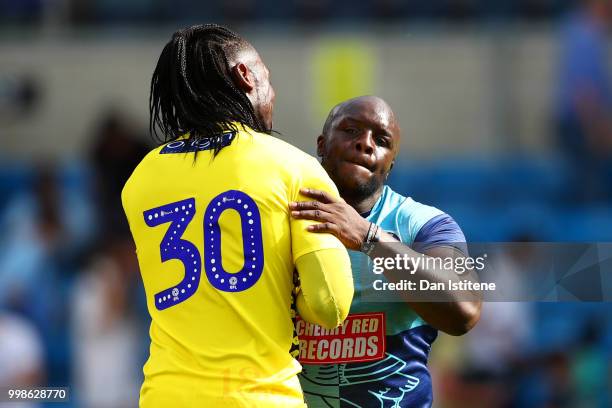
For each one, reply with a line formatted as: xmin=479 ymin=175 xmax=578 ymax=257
xmin=296 ymin=312 xmax=386 ymax=365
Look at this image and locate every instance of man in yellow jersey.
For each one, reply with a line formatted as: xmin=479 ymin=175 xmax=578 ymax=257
xmin=121 ymin=24 xmax=353 ymax=407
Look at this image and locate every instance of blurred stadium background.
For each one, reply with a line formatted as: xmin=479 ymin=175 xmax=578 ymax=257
xmin=1 ymin=1 xmax=611 ymax=407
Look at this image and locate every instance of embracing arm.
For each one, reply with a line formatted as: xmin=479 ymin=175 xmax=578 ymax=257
xmin=290 ymin=188 xmax=480 ymax=336
xmin=371 ymin=241 xmax=481 ymax=336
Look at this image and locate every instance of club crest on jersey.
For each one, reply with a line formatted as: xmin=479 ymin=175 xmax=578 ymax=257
xmin=160 ymin=132 xmax=236 ymax=154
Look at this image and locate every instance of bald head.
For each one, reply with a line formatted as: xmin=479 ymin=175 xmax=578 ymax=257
xmin=322 ymin=96 xmax=399 ymax=141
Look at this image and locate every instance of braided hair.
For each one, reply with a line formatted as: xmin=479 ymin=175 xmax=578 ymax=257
xmin=149 ymin=24 xmax=269 ymax=155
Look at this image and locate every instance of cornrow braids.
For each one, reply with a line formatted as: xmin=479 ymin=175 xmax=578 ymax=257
xmin=149 ymin=24 xmax=269 ymax=156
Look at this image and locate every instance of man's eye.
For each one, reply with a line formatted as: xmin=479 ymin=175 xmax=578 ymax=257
xmin=345 ymin=127 xmax=358 ymax=135
xmin=376 ymin=136 xmax=389 ymax=147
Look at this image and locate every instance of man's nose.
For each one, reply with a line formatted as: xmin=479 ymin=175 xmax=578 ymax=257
xmin=355 ymin=130 xmax=375 ymax=155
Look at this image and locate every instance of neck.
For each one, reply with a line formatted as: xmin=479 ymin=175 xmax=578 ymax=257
xmin=343 ymin=186 xmax=384 ymax=215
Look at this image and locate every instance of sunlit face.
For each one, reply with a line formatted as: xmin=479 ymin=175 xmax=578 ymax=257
xmin=318 ymin=97 xmax=400 ymax=201
xmin=247 ymin=51 xmax=276 ymax=131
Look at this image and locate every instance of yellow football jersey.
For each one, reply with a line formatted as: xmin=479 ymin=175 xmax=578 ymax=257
xmin=122 ymin=125 xmax=346 ymax=407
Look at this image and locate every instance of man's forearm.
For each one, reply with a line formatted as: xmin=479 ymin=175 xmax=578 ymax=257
xmin=368 ymin=235 xmax=481 ymax=335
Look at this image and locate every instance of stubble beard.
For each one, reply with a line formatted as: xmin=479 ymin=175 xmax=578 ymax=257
xmin=325 ymin=159 xmax=383 ymax=205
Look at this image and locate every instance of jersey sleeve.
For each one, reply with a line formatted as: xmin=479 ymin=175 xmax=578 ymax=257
xmin=412 ymin=213 xmax=468 ymax=255
xmin=295 ymin=248 xmax=353 ymax=329
xmin=290 ymin=156 xmax=346 ymax=262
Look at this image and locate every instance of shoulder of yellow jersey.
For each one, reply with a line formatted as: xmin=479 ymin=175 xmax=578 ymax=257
xmin=121 ymin=125 xmax=335 ymax=207
xmin=244 ymin=128 xmax=338 ymax=196
xmin=121 ymin=145 xmax=159 ymax=208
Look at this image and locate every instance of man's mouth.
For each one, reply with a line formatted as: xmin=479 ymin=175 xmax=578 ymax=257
xmin=345 ymin=160 xmax=375 ymax=173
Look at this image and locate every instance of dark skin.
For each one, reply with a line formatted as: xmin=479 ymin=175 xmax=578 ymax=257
xmin=290 ymin=96 xmax=481 ymax=336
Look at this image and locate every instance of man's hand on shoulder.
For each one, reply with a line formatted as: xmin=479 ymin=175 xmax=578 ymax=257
xmin=289 ymin=188 xmax=369 ymax=250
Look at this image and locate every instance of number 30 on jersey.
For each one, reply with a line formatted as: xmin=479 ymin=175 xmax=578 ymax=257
xmin=143 ymin=190 xmax=264 ymax=310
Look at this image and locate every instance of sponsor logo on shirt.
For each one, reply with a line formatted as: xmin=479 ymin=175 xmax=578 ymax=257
xmin=160 ymin=132 xmax=235 ymax=154
xmin=296 ymin=312 xmax=386 ymax=364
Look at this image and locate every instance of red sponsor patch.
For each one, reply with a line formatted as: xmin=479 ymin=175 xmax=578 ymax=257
xmin=296 ymin=312 xmax=386 ymax=365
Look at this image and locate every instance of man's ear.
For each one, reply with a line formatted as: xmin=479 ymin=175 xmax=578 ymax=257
xmin=385 ymin=161 xmax=394 ymax=180
xmin=231 ymin=62 xmax=254 ymax=93
xmin=316 ymin=135 xmax=325 ymax=158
